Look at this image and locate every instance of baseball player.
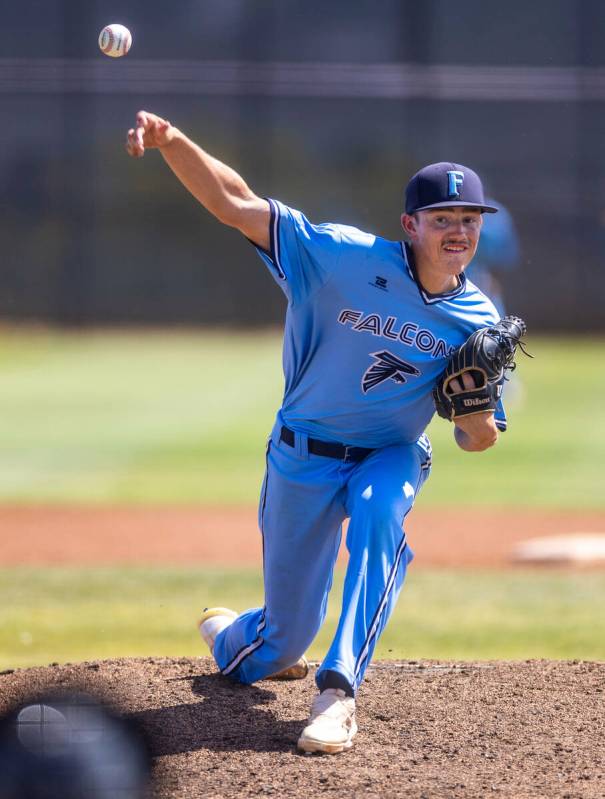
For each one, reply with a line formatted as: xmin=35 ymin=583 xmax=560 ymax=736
xmin=126 ymin=112 xmax=510 ymax=754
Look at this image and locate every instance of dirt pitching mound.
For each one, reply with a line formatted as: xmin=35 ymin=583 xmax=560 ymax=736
xmin=1 ymin=658 xmax=604 ymax=798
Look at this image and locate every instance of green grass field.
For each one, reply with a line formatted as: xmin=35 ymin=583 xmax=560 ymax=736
xmin=1 ymin=329 xmax=604 ymax=669
xmin=2 ymin=566 xmax=605 ymax=671
xmin=0 ymin=329 xmax=603 ymax=506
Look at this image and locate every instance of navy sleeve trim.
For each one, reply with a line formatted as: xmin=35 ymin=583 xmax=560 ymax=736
xmin=267 ymin=199 xmax=286 ymax=281
xmin=495 ymin=419 xmax=508 ymax=432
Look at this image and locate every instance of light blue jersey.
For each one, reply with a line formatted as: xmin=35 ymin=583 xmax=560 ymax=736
xmin=212 ymin=198 xmax=509 ymax=698
xmin=255 ymin=199 xmax=506 ymax=447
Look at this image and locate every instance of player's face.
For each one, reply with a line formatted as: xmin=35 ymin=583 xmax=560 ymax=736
xmin=401 ymin=207 xmax=483 ymax=276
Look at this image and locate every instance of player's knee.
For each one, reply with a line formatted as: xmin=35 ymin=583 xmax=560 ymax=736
xmin=264 ymin=622 xmax=311 ymax=668
xmin=355 ymin=472 xmax=417 ymax=513
xmin=267 ymin=645 xmax=307 ymax=674
xmin=352 ymin=493 xmax=407 ymax=536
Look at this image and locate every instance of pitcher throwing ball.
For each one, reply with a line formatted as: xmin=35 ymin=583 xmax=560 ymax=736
xmin=126 ymin=112 xmax=527 ymax=754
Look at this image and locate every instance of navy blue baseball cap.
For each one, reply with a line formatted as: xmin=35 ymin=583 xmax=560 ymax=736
xmin=405 ymin=162 xmax=498 ymax=214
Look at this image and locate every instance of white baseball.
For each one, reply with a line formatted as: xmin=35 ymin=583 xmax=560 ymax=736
xmin=98 ymin=24 xmax=132 ymax=58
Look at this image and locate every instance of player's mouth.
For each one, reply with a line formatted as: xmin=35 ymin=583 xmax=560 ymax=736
xmin=442 ymin=242 xmax=469 ymax=253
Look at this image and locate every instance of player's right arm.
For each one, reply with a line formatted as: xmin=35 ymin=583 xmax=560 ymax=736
xmin=125 ymin=110 xmax=270 ymax=251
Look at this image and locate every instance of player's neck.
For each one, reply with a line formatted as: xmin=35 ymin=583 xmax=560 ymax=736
xmin=413 ymin=253 xmax=461 ymax=295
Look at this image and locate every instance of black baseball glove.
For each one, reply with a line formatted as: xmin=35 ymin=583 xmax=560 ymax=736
xmin=433 ymin=315 xmax=528 ymax=422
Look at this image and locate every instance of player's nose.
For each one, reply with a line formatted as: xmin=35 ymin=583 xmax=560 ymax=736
xmin=449 ymin=219 xmax=467 ymax=234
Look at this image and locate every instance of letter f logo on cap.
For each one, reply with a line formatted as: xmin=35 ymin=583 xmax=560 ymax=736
xmin=447 ymin=170 xmax=464 ymax=198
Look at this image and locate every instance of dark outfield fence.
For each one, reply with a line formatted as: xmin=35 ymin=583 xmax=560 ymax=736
xmin=1 ymin=0 xmax=603 ymax=330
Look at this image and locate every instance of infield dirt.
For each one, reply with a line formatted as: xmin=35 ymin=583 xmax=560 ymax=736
xmin=2 ymin=506 xmax=604 ymax=567
xmin=1 ymin=656 xmax=604 ymax=798
xmin=2 ymin=507 xmax=605 ymax=796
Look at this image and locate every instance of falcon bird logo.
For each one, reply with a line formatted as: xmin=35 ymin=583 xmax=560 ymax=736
xmin=362 ymin=350 xmax=421 ymax=393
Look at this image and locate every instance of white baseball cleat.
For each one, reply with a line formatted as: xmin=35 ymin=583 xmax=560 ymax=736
xmin=198 ymin=607 xmax=238 ymax=654
xmin=297 ymin=688 xmax=357 ymax=754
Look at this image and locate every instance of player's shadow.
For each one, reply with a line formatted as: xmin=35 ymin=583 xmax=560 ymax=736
xmin=128 ymin=673 xmax=306 ymax=755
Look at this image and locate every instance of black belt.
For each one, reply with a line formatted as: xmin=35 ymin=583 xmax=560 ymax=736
xmin=279 ymin=425 xmax=374 ymax=463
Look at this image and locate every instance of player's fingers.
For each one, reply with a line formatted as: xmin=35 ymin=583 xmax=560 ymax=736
xmin=135 ymin=111 xmax=153 ymax=145
xmin=136 ymin=110 xmax=149 ymax=129
xmin=136 ymin=110 xmax=166 ymax=134
xmin=149 ymin=120 xmax=164 ymax=148
xmin=125 ymin=130 xmax=135 ymax=155
xmin=134 ymin=122 xmax=146 ymax=149
xmin=460 ymin=372 xmax=477 ymax=391
xmin=126 ymin=129 xmax=143 ymax=157
xmin=448 ymin=377 xmax=463 ymax=394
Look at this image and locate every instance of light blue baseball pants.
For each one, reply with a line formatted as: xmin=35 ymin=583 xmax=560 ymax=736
xmin=212 ymin=419 xmax=431 ymax=695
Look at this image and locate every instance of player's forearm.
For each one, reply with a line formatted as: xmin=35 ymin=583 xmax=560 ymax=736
xmin=159 ymin=129 xmax=256 ymax=227
xmin=126 ymin=111 xmax=270 ymax=248
xmin=454 ymin=415 xmax=499 ymax=452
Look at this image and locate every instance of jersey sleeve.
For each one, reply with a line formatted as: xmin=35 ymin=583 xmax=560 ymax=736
xmin=487 ymin=311 xmax=508 ymax=432
xmin=486 ymin=309 xmax=508 ymax=431
xmin=252 ymin=199 xmax=343 ymax=305
xmin=494 ymin=398 xmax=507 ymax=432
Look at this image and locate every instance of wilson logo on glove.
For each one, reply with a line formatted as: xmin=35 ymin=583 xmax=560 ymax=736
xmin=433 ymin=315 xmax=530 ymax=421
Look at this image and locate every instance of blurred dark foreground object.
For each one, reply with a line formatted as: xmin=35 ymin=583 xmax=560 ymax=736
xmin=0 ymin=693 xmax=151 ymax=799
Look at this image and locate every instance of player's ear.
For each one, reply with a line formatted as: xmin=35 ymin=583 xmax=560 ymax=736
xmin=401 ymin=213 xmax=417 ymax=239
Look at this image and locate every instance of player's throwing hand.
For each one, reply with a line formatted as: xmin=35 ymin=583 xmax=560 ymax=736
xmin=126 ymin=110 xmax=175 ymax=158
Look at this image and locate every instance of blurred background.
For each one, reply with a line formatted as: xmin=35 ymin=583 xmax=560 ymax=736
xmin=1 ymin=1 xmax=604 ymax=670
xmin=1 ymin=0 xmax=604 ymax=328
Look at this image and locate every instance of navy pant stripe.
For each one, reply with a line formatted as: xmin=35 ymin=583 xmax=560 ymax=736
xmin=353 ymin=536 xmax=408 ymax=680
xmin=221 ymin=611 xmax=267 ymax=676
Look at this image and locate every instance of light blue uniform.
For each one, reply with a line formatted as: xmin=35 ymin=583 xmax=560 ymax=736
xmin=213 ymin=199 xmax=505 ymax=694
